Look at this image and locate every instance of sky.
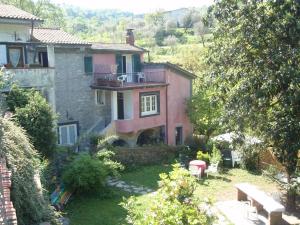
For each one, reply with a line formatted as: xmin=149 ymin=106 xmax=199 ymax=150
xmin=51 ymin=0 xmax=214 ymax=14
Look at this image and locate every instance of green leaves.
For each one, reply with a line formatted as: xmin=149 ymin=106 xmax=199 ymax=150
xmin=206 ymin=0 xmax=300 ymax=205
xmin=122 ymin=164 xmax=216 ymax=225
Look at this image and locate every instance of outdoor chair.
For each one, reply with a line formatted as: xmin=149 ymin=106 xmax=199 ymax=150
xmin=231 ymin=151 xmax=241 ymax=167
xmin=137 ymin=72 xmax=146 ymax=83
xmin=117 ymin=74 xmax=127 ymax=86
xmin=206 ymin=162 xmax=219 ymax=178
xmin=189 ymin=164 xmax=202 ymax=179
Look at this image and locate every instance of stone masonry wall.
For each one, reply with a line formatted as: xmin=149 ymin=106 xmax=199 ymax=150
xmin=54 ymin=48 xmax=111 ymax=140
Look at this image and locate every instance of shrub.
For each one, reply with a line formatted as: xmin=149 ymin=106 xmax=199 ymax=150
xmin=197 ymin=150 xmax=210 ymax=164
xmin=63 ymin=151 xmax=123 ymax=193
xmin=209 ymin=145 xmax=222 ymax=164
xmin=0 ymin=118 xmax=59 ymax=225
xmin=7 ymin=86 xmax=57 ymax=158
xmin=122 ymin=164 xmax=216 ymax=225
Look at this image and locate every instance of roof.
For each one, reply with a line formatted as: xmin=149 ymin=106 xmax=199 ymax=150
xmin=143 ymin=62 xmax=197 ymax=79
xmin=91 ymin=43 xmax=147 ymax=53
xmin=0 ymin=4 xmax=42 ymax=21
xmin=32 ymin=28 xmax=90 ymax=45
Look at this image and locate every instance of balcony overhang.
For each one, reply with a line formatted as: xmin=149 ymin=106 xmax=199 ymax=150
xmin=90 ymin=82 xmax=168 ymax=91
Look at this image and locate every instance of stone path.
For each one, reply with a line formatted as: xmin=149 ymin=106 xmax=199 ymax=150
xmin=106 ymin=177 xmax=154 ymax=194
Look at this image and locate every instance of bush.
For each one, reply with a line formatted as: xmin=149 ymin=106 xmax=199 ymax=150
xmin=0 ymin=118 xmax=59 ymax=225
xmin=7 ymin=86 xmax=57 ymax=158
xmin=197 ymin=150 xmax=210 ymax=164
xmin=210 ymin=145 xmax=222 ymax=164
xmin=63 ymin=151 xmax=123 ymax=193
xmin=122 ymin=164 xmax=216 ymax=225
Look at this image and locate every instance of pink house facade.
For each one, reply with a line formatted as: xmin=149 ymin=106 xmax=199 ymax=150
xmin=89 ymin=30 xmax=195 ymax=146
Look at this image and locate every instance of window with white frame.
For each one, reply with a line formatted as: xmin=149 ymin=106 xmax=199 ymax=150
xmin=58 ymin=123 xmax=78 ymax=146
xmin=140 ymin=92 xmax=159 ymax=116
xmin=95 ymin=90 xmax=105 ymax=105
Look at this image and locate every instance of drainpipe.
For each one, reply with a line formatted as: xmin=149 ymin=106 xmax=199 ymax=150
xmin=165 ymin=72 xmax=169 ymax=144
xmin=30 ymin=20 xmax=34 ymax=41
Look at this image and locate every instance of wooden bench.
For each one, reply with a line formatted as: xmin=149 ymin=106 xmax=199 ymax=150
xmin=235 ymin=183 xmax=285 ymax=225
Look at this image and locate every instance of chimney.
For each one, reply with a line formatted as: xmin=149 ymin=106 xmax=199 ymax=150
xmin=126 ymin=29 xmax=135 ymax=45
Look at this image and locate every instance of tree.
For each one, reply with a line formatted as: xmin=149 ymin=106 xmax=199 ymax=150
xmin=7 ymin=87 xmax=57 ymax=158
xmin=188 ymin=88 xmax=221 ymax=141
xmin=206 ymin=0 xmax=300 ymax=210
xmin=193 ymin=20 xmax=209 ymax=47
xmin=0 ymin=0 xmax=66 ymax=28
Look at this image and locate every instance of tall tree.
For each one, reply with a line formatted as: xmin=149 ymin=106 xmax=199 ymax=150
xmin=0 ymin=0 xmax=66 ymax=28
xmin=207 ymin=0 xmax=300 ymax=210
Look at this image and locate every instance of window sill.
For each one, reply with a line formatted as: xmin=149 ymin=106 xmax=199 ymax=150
xmin=140 ymin=112 xmax=160 ymax=118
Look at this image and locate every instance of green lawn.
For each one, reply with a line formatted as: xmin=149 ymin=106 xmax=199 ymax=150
xmin=120 ymin=163 xmax=173 ymax=189
xmin=65 ymin=190 xmax=131 ymax=225
xmin=65 ymin=165 xmax=280 ymax=225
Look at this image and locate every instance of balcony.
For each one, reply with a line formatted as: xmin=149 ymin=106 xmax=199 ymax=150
xmin=91 ymin=71 xmax=167 ymax=90
xmin=4 ymin=67 xmax=55 ymax=89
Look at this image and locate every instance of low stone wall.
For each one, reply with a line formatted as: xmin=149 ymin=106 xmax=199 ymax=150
xmin=113 ymin=145 xmax=178 ymax=166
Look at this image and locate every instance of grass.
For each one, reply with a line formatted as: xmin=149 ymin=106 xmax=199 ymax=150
xmin=65 ymin=189 xmax=131 ymax=225
xmin=121 ymin=163 xmax=173 ymax=189
xmin=65 ymin=164 xmax=280 ymax=225
xmin=195 ymin=168 xmax=280 ymax=202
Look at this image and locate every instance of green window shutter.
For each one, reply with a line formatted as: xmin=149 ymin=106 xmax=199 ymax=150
xmin=84 ymin=56 xmax=93 ymax=74
xmin=132 ymin=54 xmax=141 ymax=72
xmin=116 ymin=54 xmax=122 ymax=74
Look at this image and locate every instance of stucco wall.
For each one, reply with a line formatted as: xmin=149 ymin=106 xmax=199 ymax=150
xmin=54 ymin=48 xmax=111 ymax=136
xmin=0 ymin=24 xmax=30 ymax=42
xmin=115 ymin=86 xmax=167 ymax=134
xmin=93 ymin=53 xmax=116 ymax=73
xmin=166 ymin=70 xmax=193 ymax=145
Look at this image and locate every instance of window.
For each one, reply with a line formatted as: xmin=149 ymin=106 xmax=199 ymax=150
xmin=140 ymin=92 xmax=160 ymax=117
xmin=58 ymin=123 xmax=78 ymax=146
xmin=175 ymin=126 xmax=183 ymax=145
xmin=95 ymin=90 xmax=105 ymax=105
xmin=84 ymin=56 xmax=93 ymax=74
xmin=7 ymin=46 xmax=24 ymax=68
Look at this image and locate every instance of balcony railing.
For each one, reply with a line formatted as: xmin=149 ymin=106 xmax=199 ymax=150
xmin=93 ymin=71 xmax=166 ymax=88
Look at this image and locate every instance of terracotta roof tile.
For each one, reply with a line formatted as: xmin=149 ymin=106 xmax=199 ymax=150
xmin=32 ymin=28 xmax=90 ymax=45
xmin=0 ymin=4 xmax=42 ymax=21
xmin=91 ymin=43 xmax=146 ymax=52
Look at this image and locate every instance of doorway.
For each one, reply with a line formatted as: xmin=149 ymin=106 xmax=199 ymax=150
xmin=117 ymin=92 xmax=124 ymax=120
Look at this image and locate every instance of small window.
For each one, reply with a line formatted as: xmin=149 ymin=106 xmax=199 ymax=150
xmin=58 ymin=123 xmax=78 ymax=146
xmin=95 ymin=90 xmax=105 ymax=105
xmin=175 ymin=126 xmax=183 ymax=146
xmin=140 ymin=92 xmax=160 ymax=117
xmin=84 ymin=56 xmax=93 ymax=75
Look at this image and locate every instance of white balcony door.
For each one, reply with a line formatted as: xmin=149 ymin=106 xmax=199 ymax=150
xmin=58 ymin=123 xmax=78 ymax=146
xmin=123 ymin=54 xmax=133 ymax=82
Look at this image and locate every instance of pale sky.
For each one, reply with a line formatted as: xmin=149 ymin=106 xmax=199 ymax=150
xmin=51 ymin=0 xmax=214 ymax=14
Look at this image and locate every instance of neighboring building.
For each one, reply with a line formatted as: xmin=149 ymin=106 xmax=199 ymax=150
xmin=0 ymin=4 xmax=195 ymax=148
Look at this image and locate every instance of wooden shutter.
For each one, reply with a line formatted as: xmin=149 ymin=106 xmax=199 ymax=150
xmin=132 ymin=54 xmax=141 ymax=72
xmin=0 ymin=45 xmax=7 ymax=66
xmin=84 ymin=56 xmax=93 ymax=74
xmin=116 ymin=54 xmax=122 ymax=74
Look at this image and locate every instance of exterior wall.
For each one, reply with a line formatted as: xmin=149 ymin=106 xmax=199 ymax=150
xmin=115 ymin=86 xmax=167 ymax=134
xmin=166 ymin=69 xmax=193 ymax=145
xmin=54 ymin=48 xmax=111 ymax=137
xmin=93 ymin=53 xmax=116 ymax=73
xmin=0 ymin=24 xmax=30 ymax=42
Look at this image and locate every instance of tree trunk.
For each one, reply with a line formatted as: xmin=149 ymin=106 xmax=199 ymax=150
xmin=201 ymin=35 xmax=205 ymax=47
xmin=286 ymin=174 xmax=296 ymax=211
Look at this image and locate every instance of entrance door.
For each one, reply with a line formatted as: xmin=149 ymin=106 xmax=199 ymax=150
xmin=175 ymin=127 xmax=183 ymax=145
xmin=117 ymin=92 xmax=124 ymax=120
